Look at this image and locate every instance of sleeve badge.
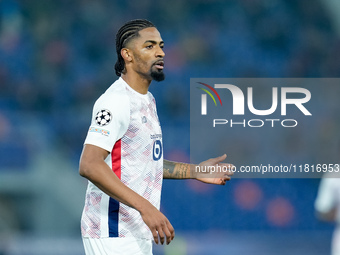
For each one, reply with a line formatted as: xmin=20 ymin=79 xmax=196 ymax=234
xmin=95 ymin=109 xmax=112 ymax=126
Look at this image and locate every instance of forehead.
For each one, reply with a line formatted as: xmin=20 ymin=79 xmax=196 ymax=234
xmin=134 ymin=27 xmax=163 ymax=44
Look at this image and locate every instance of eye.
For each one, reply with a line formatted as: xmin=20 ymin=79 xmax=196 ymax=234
xmin=146 ymin=45 xmax=153 ymax=49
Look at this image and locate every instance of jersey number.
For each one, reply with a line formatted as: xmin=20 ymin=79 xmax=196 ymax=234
xmin=153 ymin=140 xmax=163 ymax=161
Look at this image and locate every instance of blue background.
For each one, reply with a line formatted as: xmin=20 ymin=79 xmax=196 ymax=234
xmin=0 ymin=0 xmax=339 ymax=254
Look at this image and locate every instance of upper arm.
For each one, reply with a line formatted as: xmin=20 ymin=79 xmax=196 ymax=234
xmin=81 ymin=144 xmax=109 ymax=164
xmin=79 ymin=144 xmax=110 ymax=178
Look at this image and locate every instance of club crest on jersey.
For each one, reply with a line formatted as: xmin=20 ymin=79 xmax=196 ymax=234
xmin=95 ymin=109 xmax=112 ymax=126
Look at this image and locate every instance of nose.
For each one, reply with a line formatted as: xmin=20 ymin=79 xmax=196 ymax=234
xmin=156 ymin=45 xmax=165 ymax=58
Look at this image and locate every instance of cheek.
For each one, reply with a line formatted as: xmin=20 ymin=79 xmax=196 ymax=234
xmin=138 ymin=51 xmax=152 ymax=64
xmin=138 ymin=56 xmax=152 ymax=69
xmin=133 ymin=51 xmax=153 ymax=70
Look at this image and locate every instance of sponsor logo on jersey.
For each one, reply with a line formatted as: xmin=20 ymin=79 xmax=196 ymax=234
xmin=89 ymin=127 xmax=110 ymax=136
xmin=142 ymin=116 xmax=147 ymax=123
xmin=153 ymin=140 xmax=162 ymax=161
xmin=150 ymin=134 xmax=162 ymax=139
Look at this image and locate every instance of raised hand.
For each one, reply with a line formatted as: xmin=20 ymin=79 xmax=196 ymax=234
xmin=194 ymin=154 xmax=234 ymax=185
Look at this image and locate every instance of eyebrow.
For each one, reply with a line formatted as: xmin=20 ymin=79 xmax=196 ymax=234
xmin=144 ymin=40 xmax=164 ymax=45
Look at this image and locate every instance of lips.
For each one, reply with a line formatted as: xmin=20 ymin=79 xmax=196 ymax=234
xmin=153 ymin=60 xmax=164 ymax=70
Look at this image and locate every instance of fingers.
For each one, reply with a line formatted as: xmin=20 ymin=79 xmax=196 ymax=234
xmin=219 ymin=163 xmax=235 ymax=173
xmin=220 ymin=175 xmax=231 ymax=185
xmin=154 ymin=220 xmax=175 ymax=245
xmin=166 ymin=219 xmax=175 ymax=244
xmin=146 ymin=213 xmax=174 ymax=245
xmin=141 ymin=204 xmax=175 ymax=245
xmin=152 ymin=229 xmax=159 ymax=244
xmin=156 ymin=225 xmax=165 ymax=244
xmin=218 ymin=168 xmax=235 ymax=185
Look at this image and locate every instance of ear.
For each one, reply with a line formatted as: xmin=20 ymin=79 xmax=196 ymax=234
xmin=121 ymin=48 xmax=132 ymax=62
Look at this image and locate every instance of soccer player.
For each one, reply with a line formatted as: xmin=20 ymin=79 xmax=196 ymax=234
xmin=315 ymin=173 xmax=340 ymax=255
xmin=79 ymin=19 xmax=233 ymax=255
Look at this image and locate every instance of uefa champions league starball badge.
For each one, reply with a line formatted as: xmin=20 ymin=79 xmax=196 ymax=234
xmin=95 ymin=109 xmax=112 ymax=126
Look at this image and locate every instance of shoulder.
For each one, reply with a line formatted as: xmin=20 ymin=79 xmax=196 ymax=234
xmin=95 ymin=78 xmax=130 ymax=108
xmin=91 ymin=78 xmax=131 ymax=126
xmin=147 ymin=91 xmax=157 ymax=105
xmin=96 ymin=78 xmax=129 ymax=103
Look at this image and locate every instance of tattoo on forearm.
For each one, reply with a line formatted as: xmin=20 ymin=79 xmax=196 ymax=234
xmin=163 ymin=160 xmax=191 ymax=179
xmin=163 ymin=160 xmax=175 ymax=176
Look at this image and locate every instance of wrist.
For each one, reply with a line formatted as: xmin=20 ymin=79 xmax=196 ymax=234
xmin=135 ymin=198 xmax=152 ymax=215
xmin=189 ymin=164 xmax=199 ymax=179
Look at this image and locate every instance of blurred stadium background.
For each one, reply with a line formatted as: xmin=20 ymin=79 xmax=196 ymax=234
xmin=1 ymin=0 xmax=340 ymax=254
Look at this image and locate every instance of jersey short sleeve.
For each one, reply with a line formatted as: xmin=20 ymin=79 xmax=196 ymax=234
xmin=84 ymin=87 xmax=130 ymax=152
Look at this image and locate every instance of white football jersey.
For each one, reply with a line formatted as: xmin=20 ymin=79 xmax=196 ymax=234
xmin=81 ymin=77 xmax=163 ymax=240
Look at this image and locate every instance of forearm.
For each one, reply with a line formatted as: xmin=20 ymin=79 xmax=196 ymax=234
xmin=163 ymin=159 xmax=195 ymax=179
xmin=80 ymin=157 xmax=150 ymax=213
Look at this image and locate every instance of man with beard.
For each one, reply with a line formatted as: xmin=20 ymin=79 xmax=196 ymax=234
xmin=79 ymin=19 xmax=233 ymax=255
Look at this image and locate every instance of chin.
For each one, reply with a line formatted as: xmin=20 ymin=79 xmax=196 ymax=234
xmin=151 ymin=70 xmax=165 ymax=82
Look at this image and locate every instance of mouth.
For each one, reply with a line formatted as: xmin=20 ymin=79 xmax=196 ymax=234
xmin=153 ymin=60 xmax=164 ymax=70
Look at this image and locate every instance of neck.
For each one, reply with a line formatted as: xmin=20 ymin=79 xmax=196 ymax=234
xmin=121 ymin=73 xmax=151 ymax=95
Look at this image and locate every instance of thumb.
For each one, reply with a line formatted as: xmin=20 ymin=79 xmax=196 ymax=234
xmin=209 ymin=154 xmax=227 ymax=164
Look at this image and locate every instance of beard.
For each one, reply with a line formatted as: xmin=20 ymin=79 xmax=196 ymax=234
xmin=151 ymin=69 xmax=165 ymax=82
xmin=133 ymin=52 xmax=165 ymax=81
